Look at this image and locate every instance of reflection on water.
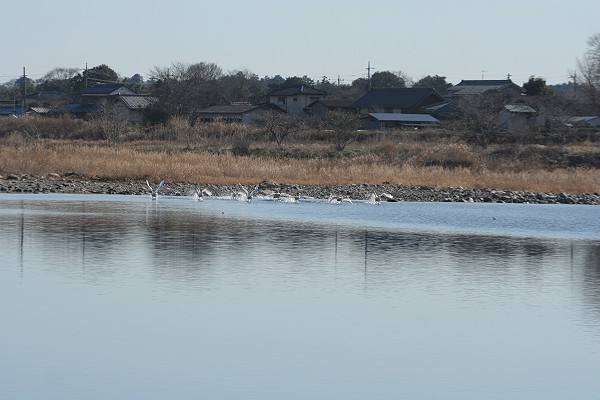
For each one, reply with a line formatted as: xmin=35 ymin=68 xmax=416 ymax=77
xmin=0 ymin=194 xmax=598 ymax=400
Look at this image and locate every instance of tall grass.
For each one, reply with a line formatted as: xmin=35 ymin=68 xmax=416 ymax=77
xmin=1 ymin=116 xmax=598 ymax=193
xmin=0 ymin=139 xmax=598 ymax=193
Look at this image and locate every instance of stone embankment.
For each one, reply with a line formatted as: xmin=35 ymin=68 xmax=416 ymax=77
xmin=1 ymin=173 xmax=599 ymax=205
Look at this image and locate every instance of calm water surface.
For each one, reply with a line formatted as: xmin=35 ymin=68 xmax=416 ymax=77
xmin=0 ymin=194 xmax=598 ymax=400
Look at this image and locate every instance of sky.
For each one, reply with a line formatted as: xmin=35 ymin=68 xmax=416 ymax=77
xmin=2 ymin=0 xmax=598 ymax=87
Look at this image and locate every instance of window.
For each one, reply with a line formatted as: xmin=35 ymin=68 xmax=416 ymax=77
xmin=278 ymin=97 xmax=286 ymax=104
xmin=293 ymin=97 xmax=298 ymax=102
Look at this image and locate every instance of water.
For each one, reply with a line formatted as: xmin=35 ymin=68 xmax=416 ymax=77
xmin=0 ymin=194 xmax=598 ymax=400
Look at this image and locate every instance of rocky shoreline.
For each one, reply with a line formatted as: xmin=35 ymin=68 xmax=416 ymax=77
xmin=1 ymin=173 xmax=599 ymax=205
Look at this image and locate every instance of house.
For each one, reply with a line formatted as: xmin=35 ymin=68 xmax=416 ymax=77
xmin=422 ymin=100 xmax=460 ymax=120
xmin=26 ymin=91 xmax=69 ymax=109
xmin=498 ymin=104 xmax=543 ymax=132
xmin=448 ymin=79 xmax=524 ymax=102
xmin=365 ymin=113 xmax=440 ymax=130
xmin=59 ymin=83 xmax=156 ymax=125
xmin=267 ymin=85 xmax=327 ymax=115
xmin=196 ymin=103 xmax=282 ymax=124
xmin=111 ymin=95 xmax=157 ymax=126
xmin=304 ymin=99 xmax=356 ymax=116
xmin=350 ymin=88 xmax=445 ymax=115
xmin=80 ymin=83 xmax=138 ymax=107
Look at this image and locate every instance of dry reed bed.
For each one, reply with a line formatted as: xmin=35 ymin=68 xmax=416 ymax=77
xmin=0 ymin=143 xmax=598 ymax=194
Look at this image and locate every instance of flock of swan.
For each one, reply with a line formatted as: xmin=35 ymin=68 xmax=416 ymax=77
xmin=146 ymin=180 xmax=391 ymax=205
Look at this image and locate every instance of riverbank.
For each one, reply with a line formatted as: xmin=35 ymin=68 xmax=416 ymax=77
xmin=1 ymin=173 xmax=598 ymax=205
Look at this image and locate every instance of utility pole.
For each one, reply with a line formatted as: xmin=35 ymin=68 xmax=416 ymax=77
xmin=367 ymin=61 xmax=373 ymax=91
xmin=22 ymin=67 xmax=26 ymax=114
xmin=85 ymin=63 xmax=88 ymax=88
xmin=481 ymin=70 xmax=487 ymax=80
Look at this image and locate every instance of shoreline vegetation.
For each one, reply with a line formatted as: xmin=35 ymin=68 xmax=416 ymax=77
xmin=0 ymin=118 xmax=599 ymax=204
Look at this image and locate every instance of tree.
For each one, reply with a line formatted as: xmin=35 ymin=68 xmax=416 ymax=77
xmin=575 ymin=33 xmax=600 ymax=114
xmin=523 ymin=76 xmax=553 ymax=96
xmin=320 ymin=111 xmax=363 ymax=151
xmin=269 ymin=76 xmax=314 ymax=91
xmin=454 ymin=93 xmax=505 ymax=145
xmin=257 ymin=110 xmax=305 ymax=145
xmin=413 ymin=75 xmax=452 ymax=95
xmin=147 ymin=61 xmax=223 ymax=122
xmin=219 ymin=69 xmax=264 ymax=104
xmin=85 ymin=64 xmax=119 ymax=84
xmin=123 ymin=73 xmax=147 ymax=93
xmin=370 ymin=71 xmax=407 ymax=88
xmin=37 ymin=67 xmax=80 ymax=97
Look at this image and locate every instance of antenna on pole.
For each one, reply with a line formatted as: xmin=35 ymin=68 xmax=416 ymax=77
xmin=506 ymin=73 xmax=511 ymax=80
xmin=367 ymin=61 xmax=373 ymax=90
xmin=481 ymin=70 xmax=487 ymax=80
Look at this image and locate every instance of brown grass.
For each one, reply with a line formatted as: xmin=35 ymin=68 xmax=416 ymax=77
xmin=0 ymin=139 xmax=598 ymax=194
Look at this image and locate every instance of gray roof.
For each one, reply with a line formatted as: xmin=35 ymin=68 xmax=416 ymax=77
xmin=568 ymin=116 xmax=599 ymax=126
xmin=422 ymin=100 xmax=457 ymax=113
xmin=117 ymin=95 xmax=156 ymax=109
xmin=351 ymin=88 xmax=443 ymax=109
xmin=267 ymin=85 xmax=327 ymax=96
xmin=448 ymin=79 xmax=523 ymax=95
xmin=368 ymin=113 xmax=440 ymax=123
xmin=503 ymin=104 xmax=536 ymax=113
xmin=311 ymin=99 xmax=356 ymax=107
xmin=197 ymin=104 xmax=266 ymax=114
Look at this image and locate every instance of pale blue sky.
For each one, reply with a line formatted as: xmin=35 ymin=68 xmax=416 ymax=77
xmin=2 ymin=0 xmax=598 ymax=86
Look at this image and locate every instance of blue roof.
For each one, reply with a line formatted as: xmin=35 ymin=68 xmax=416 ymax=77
xmin=62 ymin=103 xmax=97 ymax=113
xmin=80 ymin=83 xmax=133 ymax=95
xmin=0 ymin=105 xmax=23 ymax=115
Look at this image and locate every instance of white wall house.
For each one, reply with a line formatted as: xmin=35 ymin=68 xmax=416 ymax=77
xmin=267 ymin=85 xmax=327 ymax=115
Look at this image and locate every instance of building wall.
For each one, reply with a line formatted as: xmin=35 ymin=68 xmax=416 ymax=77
xmin=269 ymin=94 xmax=324 ymax=115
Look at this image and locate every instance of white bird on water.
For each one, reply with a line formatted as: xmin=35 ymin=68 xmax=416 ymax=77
xmin=327 ymin=195 xmax=353 ymax=205
xmin=192 ymin=186 xmax=212 ymax=201
xmin=232 ymin=183 xmax=260 ymax=202
xmin=146 ymin=180 xmax=165 ymax=200
xmin=366 ymin=192 xmax=381 ymax=205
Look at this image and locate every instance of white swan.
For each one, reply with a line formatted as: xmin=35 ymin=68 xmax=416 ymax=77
xmin=192 ymin=185 xmax=204 ymax=201
xmin=328 ymin=195 xmax=353 ymax=204
xmin=366 ymin=193 xmax=381 ymax=205
xmin=232 ymin=184 xmax=255 ymax=202
xmin=272 ymin=192 xmax=300 ymax=203
xmin=146 ymin=180 xmax=165 ymax=199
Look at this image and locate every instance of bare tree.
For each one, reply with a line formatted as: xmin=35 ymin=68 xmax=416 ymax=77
xmin=147 ymin=62 xmax=223 ymax=122
xmin=93 ymin=103 xmax=129 ymax=144
xmin=576 ymin=33 xmax=600 ymax=114
xmin=257 ymin=111 xmax=305 ymax=145
xmin=454 ymin=93 xmax=505 ymax=145
xmin=320 ymin=111 xmax=362 ymax=150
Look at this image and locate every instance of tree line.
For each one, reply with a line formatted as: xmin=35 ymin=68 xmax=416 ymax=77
xmin=1 ymin=34 xmax=598 ymax=125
